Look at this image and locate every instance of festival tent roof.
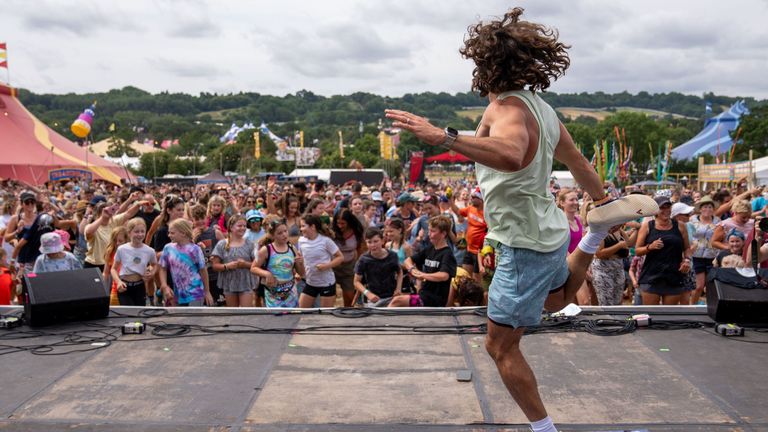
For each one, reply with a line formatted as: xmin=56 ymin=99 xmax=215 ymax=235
xmin=197 ymin=170 xmax=230 ymax=184
xmin=424 ymin=151 xmax=472 ymax=164
xmin=90 ymin=139 xmax=161 ymax=157
xmin=0 ymin=83 xmax=128 ymax=185
xmin=671 ymin=101 xmax=749 ymax=161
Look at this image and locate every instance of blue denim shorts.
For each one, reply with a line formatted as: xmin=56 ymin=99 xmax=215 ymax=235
xmin=487 ymin=239 xmax=569 ymax=328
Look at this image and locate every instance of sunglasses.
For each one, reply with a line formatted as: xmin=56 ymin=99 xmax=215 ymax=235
xmin=246 ymin=200 xmax=255 ymax=204
xmin=23 ymin=200 xmax=36 ymax=205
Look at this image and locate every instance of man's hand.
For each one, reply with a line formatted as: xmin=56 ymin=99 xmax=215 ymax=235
xmin=384 ymin=109 xmax=445 ymax=146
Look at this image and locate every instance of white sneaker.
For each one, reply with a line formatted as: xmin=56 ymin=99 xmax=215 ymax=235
xmin=587 ymin=195 xmax=658 ymax=227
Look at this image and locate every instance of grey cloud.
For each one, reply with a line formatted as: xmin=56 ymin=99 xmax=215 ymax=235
xmin=147 ymin=58 xmax=225 ymax=78
xmin=167 ymin=19 xmax=221 ymax=38
xmin=624 ymin=21 xmax=719 ymax=49
xmin=265 ymin=24 xmax=412 ymax=78
xmin=20 ymin=3 xmax=142 ymax=36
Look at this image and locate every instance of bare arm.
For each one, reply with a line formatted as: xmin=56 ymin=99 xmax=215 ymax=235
xmin=385 ymin=105 xmax=530 ymax=172
xmin=634 ymin=221 xmax=652 ymax=256
xmin=4 ymin=215 xmax=18 ymax=243
xmin=553 ymin=122 xmax=606 ymax=201
xmin=710 ymin=225 xmax=727 ymax=250
xmin=85 ymin=215 xmax=109 ymax=238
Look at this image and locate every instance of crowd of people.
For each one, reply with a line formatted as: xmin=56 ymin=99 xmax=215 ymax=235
xmin=0 ymin=176 xmax=761 ymax=309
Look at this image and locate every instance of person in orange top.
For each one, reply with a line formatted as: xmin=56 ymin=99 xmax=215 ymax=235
xmin=451 ymin=188 xmax=487 ymax=283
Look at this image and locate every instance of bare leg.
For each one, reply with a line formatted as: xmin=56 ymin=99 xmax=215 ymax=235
xmin=692 ymin=272 xmax=706 ymax=304
xmin=319 ymin=294 xmax=336 ymax=308
xmin=239 ymin=291 xmax=255 ymax=307
xmin=388 ymin=295 xmax=411 ymax=307
xmin=662 ymin=294 xmax=682 ymax=305
xmin=641 ymin=291 xmax=660 ymax=306
xmin=225 ymin=294 xmax=239 ymax=307
xmin=299 ymin=293 xmax=317 ymax=308
xmin=342 ymin=289 xmax=356 ymax=307
xmin=679 ymin=290 xmax=691 ymax=306
xmin=564 ymin=248 xmax=594 ymax=304
xmin=485 ymin=321 xmax=548 ymax=422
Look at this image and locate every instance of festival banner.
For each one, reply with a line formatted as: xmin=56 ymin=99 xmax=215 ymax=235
xmin=409 ymin=151 xmax=425 ymax=185
xmin=0 ymin=42 xmax=7 ymax=69
xmin=253 ymin=132 xmax=261 ymax=159
xmin=338 ymin=130 xmax=345 ymax=159
xmin=295 ymin=148 xmax=321 ymax=167
xmin=49 ymin=168 xmax=93 ymax=182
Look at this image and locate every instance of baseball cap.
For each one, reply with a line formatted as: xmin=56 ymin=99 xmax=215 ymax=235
xmin=670 ymin=202 xmax=694 ymax=218
xmin=89 ymin=195 xmax=107 ymax=206
xmin=471 ymin=188 xmax=483 ymax=200
xmin=653 ymin=195 xmax=672 ymax=207
xmin=245 ymin=209 xmax=264 ymax=222
xmin=20 ymin=191 xmax=36 ymax=203
xmin=397 ymin=192 xmax=419 ymax=204
xmin=371 ymin=191 xmax=383 ymax=201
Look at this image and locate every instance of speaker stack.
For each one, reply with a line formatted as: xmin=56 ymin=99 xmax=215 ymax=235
xmin=707 ymin=268 xmax=768 ymax=325
xmin=23 ymin=268 xmax=110 ymax=327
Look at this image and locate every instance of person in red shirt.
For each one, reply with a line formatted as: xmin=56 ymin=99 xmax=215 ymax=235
xmin=0 ymin=249 xmax=13 ymax=305
xmin=451 ymin=188 xmax=487 ymax=283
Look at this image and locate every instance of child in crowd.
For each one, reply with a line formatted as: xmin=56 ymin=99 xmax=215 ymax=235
xmin=450 ymin=269 xmax=486 ymax=306
xmin=389 ymin=215 xmax=457 ymax=307
xmin=32 ymin=232 xmax=82 ymax=273
xmin=251 ymin=218 xmax=305 ymax=308
xmin=159 ymin=219 xmax=213 ymax=307
xmin=191 ymin=204 xmax=225 ymax=306
xmin=354 ymin=227 xmax=402 ymax=307
xmin=111 ymin=218 xmax=156 ymax=306
xmin=384 ymin=218 xmax=413 ymax=293
xmin=211 ymin=214 xmax=257 ymax=307
xmin=103 ymin=226 xmax=129 ymax=305
xmin=244 ymin=209 xmax=266 ymax=244
xmin=297 ymin=215 xmax=343 ymax=308
xmin=206 ymin=195 xmax=228 ymax=234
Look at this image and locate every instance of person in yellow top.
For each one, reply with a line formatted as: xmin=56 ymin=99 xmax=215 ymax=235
xmin=385 ymin=8 xmax=658 ymax=432
xmin=83 ymin=194 xmax=146 ymax=271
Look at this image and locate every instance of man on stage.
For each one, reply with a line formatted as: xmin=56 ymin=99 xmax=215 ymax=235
xmin=385 ymin=8 xmax=657 ymax=432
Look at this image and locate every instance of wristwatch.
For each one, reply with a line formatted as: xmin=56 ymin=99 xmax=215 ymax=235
xmin=442 ymin=127 xmax=459 ymax=150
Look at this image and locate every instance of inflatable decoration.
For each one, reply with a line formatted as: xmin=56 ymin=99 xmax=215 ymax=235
xmin=71 ymin=102 xmax=96 ymax=139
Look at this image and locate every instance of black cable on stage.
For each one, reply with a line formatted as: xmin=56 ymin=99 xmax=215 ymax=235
xmin=1 ymin=307 xmax=766 ymax=356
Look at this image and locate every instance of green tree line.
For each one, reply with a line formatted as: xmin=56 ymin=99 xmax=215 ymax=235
xmin=16 ymin=86 xmax=768 ymax=179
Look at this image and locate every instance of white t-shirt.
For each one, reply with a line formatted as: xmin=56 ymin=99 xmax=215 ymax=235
xmin=0 ymin=214 xmax=14 ymax=259
xmin=298 ymin=234 xmax=339 ymax=287
xmin=113 ymin=243 xmax=157 ymax=278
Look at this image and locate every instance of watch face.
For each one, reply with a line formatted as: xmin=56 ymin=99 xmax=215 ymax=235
xmin=446 ymin=127 xmax=458 ymax=135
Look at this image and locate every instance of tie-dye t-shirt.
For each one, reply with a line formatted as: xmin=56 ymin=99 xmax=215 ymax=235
xmin=159 ymin=242 xmax=206 ymax=305
xmin=264 ymin=243 xmax=298 ymax=308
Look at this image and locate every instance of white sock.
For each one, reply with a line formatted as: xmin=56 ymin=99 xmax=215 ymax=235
xmin=530 ymin=415 xmax=558 ymax=432
xmin=577 ymin=225 xmax=609 ymax=255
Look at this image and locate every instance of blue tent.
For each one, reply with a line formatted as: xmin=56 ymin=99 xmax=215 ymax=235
xmin=671 ymin=101 xmax=749 ymax=160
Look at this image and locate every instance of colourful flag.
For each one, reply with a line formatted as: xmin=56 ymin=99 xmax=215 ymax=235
xmin=0 ymin=42 xmax=6 ymax=69
xmin=338 ymin=130 xmax=344 ymax=159
xmin=253 ymin=132 xmax=261 ymax=159
xmin=108 ymin=122 xmax=116 ymax=132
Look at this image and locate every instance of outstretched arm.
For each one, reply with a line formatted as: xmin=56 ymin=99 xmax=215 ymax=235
xmin=553 ymin=122 xmax=606 ymax=202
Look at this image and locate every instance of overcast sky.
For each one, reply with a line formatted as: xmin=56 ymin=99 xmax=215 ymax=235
xmin=2 ymin=0 xmax=767 ymax=99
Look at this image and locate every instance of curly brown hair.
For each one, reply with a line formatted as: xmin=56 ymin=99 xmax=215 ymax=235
xmin=459 ymin=8 xmax=571 ymax=96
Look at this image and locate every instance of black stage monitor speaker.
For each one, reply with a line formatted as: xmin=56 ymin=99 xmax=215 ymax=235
xmin=707 ymin=269 xmax=768 ymax=325
xmin=23 ymin=268 xmax=110 ymax=327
